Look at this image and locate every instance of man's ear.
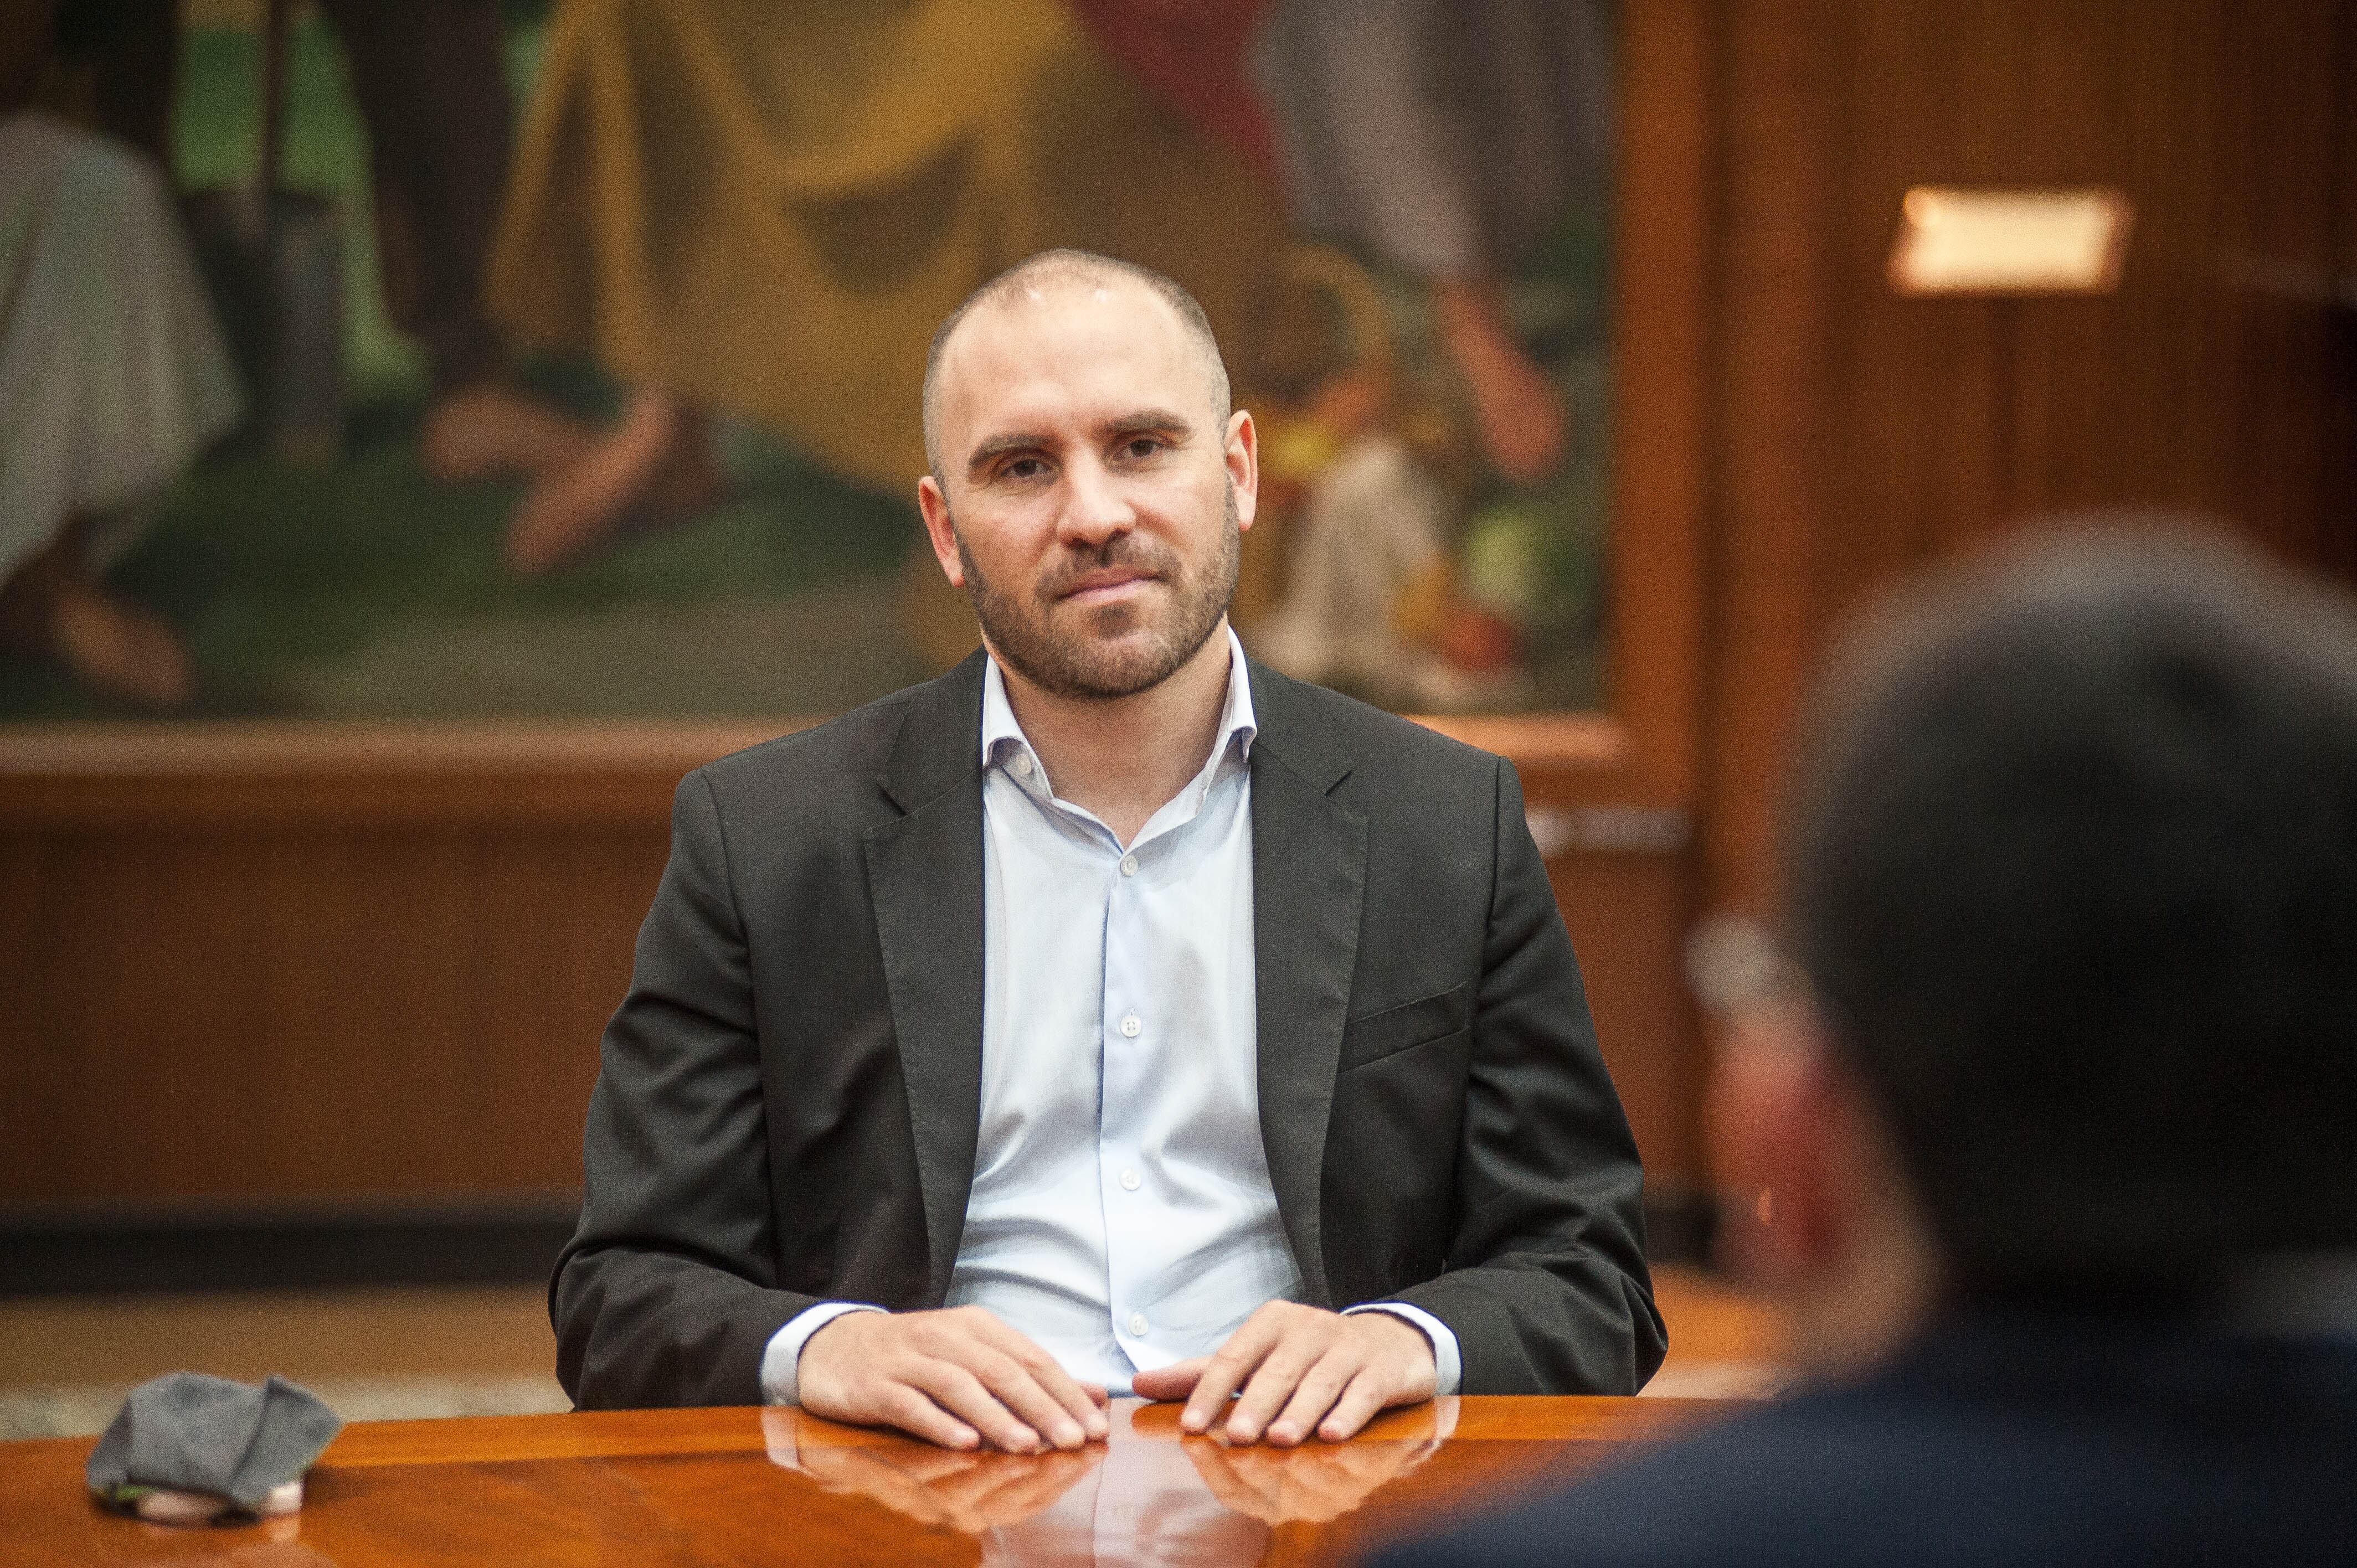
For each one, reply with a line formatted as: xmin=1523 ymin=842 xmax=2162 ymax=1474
xmin=917 ymin=474 xmax=965 ymax=587
xmin=1707 ymin=1005 xmax=1851 ymax=1286
xmin=1225 ymin=409 xmax=1259 ymax=532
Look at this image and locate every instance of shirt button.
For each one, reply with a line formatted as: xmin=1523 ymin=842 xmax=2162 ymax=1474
xmin=1119 ymin=1169 xmax=1141 ymax=1192
xmin=1119 ymin=1014 xmax=1141 ymax=1038
xmin=1128 ymin=1313 xmax=1149 ymax=1337
xmin=1120 ymin=853 xmax=1138 ymax=876
xmin=1011 ymin=752 xmax=1032 ymax=777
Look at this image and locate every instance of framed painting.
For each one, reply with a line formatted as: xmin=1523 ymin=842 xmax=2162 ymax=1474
xmin=0 ymin=0 xmax=1704 ymax=806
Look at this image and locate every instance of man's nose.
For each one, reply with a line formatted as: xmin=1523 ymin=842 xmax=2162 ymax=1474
xmin=1056 ymin=454 xmax=1134 ymax=549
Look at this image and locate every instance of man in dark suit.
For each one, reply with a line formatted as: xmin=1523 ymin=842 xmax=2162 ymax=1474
xmin=553 ymin=249 xmax=1662 ymax=1451
xmin=1377 ymin=529 xmax=2357 ymax=1567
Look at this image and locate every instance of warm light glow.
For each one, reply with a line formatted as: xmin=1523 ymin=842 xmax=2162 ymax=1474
xmin=1888 ymin=187 xmax=2134 ymax=296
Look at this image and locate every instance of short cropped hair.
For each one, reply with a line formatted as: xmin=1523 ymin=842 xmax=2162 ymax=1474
xmin=1783 ymin=525 xmax=2357 ymax=1286
xmin=920 ymin=249 xmax=1232 ymax=484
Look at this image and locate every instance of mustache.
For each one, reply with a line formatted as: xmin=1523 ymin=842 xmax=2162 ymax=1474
xmin=1036 ymin=535 xmax=1180 ymax=601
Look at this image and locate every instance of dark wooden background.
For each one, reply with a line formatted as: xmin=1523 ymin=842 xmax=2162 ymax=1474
xmin=4 ymin=0 xmax=2350 ymax=1231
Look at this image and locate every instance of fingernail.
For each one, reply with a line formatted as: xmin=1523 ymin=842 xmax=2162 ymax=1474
xmin=1180 ymin=1409 xmax=1207 ymax=1432
xmin=1085 ymin=1414 xmax=1109 ymax=1439
xmin=1053 ymin=1421 xmax=1083 ymax=1447
xmin=1270 ymin=1423 xmax=1298 ymax=1445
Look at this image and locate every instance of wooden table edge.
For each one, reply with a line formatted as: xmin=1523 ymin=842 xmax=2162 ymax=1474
xmin=318 ymin=1395 xmax=1733 ymax=1467
xmin=0 ymin=1395 xmax=1738 ymax=1473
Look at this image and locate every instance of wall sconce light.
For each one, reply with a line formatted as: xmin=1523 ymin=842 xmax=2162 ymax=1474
xmin=1888 ymin=187 xmax=2134 ymax=297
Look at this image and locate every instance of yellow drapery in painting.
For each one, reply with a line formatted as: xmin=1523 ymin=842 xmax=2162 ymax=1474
xmin=486 ymin=0 xmax=1292 ymax=498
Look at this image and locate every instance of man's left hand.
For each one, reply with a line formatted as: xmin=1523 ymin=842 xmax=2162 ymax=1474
xmin=1131 ymin=1302 xmax=1437 ymax=1446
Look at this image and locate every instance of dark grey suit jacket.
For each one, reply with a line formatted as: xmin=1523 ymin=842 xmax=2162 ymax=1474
xmin=1374 ymin=1306 xmax=2357 ymax=1568
xmin=553 ymin=651 xmax=1664 ymax=1407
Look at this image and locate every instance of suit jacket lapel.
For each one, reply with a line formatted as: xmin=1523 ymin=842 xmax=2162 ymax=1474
xmin=1246 ymin=662 xmax=1365 ymax=1309
xmin=863 ymin=651 xmax=990 ymax=1305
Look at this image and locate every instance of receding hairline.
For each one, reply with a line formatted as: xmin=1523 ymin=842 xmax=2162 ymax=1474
xmin=921 ymin=249 xmax=1232 ymax=484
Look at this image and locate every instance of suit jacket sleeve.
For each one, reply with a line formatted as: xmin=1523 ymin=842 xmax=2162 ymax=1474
xmin=551 ymin=769 xmax=821 ymax=1407
xmin=1384 ymin=758 xmax=1668 ymax=1394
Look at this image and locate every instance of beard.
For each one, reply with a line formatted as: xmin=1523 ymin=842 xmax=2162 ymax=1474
xmin=955 ymin=483 xmax=1242 ymax=702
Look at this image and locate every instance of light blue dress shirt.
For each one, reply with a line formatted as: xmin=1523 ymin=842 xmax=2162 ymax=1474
xmin=761 ymin=630 xmax=1460 ymax=1402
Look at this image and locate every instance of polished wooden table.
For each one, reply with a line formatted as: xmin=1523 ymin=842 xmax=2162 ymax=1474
xmin=1 ymin=1396 xmax=1730 ymax=1565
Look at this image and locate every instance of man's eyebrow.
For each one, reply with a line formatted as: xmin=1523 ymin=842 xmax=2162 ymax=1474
xmin=964 ymin=410 xmax=1198 ymax=476
xmin=966 ymin=432 xmax=1048 ymax=476
xmin=1105 ymin=408 xmax=1196 ymax=439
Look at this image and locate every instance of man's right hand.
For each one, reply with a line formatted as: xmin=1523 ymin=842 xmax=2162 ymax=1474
xmin=796 ymin=1305 xmax=1110 ymax=1453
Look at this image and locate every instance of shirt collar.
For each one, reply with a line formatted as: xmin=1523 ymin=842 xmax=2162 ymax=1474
xmin=980 ymin=626 xmax=1257 ymax=777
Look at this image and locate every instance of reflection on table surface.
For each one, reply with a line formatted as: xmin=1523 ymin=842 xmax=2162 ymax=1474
xmin=3 ymin=1395 xmax=1731 ymax=1567
xmin=765 ymin=1399 xmax=1459 ymax=1563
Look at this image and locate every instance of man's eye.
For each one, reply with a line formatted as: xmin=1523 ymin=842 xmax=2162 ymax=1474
xmin=1121 ymin=437 xmax=1165 ymax=460
xmin=1002 ymin=457 xmax=1047 ymax=480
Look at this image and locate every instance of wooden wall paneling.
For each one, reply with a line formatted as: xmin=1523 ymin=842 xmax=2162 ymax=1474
xmin=1705 ymin=0 xmax=2357 ymax=928
xmin=1837 ymin=2 xmax=2008 ymax=571
xmin=2345 ymin=0 xmax=2357 ymax=287
xmin=1834 ymin=1 xmax=2349 ymax=559
xmin=1605 ymin=0 xmax=1716 ymax=809
xmin=2329 ymin=0 xmax=2357 ymax=587
xmin=466 ymin=828 xmax=667 ymax=1191
xmin=254 ymin=832 xmax=481 ymax=1197
xmin=1548 ymin=853 xmax=1701 ymax=1187
xmin=0 ymin=836 xmax=67 ymax=1199
xmin=1701 ymin=0 xmax=1843 ymax=916
xmin=1 ymin=757 xmax=1706 ymax=1206
xmin=0 ymin=823 xmax=652 ymax=1207
xmin=19 ymin=833 xmax=278 ymax=1202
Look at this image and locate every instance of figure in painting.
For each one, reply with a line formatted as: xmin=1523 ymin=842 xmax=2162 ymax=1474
xmin=1241 ymin=248 xmax=1526 ymax=711
xmin=482 ymin=0 xmax=1291 ymax=598
xmin=1241 ymin=0 xmax=1615 ymax=711
xmin=1102 ymin=0 xmax=1614 ymax=488
xmin=44 ymin=0 xmax=594 ymax=488
xmin=310 ymin=0 xmax=601 ymax=489
xmin=476 ymin=0 xmax=1612 ymax=708
xmin=0 ymin=1 xmax=242 ymax=706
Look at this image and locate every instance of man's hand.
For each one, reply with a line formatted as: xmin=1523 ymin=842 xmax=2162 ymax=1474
xmin=1130 ymin=1302 xmax=1437 ymax=1446
xmin=797 ymin=1305 xmax=1110 ymax=1453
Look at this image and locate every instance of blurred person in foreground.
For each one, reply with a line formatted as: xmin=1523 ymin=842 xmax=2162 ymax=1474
xmin=1377 ymin=527 xmax=2357 ymax=1568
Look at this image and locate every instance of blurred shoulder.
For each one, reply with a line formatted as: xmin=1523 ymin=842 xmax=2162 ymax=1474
xmin=1367 ymin=1395 xmax=1932 ymax=1568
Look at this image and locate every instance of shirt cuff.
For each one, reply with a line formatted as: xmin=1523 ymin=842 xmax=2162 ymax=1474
xmin=759 ymin=1302 xmax=887 ymax=1406
xmin=1343 ymin=1302 xmax=1463 ymax=1396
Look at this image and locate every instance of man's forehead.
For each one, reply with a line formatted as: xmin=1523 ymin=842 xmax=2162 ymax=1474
xmin=1001 ymin=273 xmax=1144 ymax=311
xmin=936 ymin=276 xmax=1207 ymax=430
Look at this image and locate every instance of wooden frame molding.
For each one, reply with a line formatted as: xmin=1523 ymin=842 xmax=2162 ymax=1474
xmin=0 ymin=721 xmax=808 ymax=827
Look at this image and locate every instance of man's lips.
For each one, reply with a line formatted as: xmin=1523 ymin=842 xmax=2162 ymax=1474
xmin=1057 ymin=569 xmax=1159 ymax=605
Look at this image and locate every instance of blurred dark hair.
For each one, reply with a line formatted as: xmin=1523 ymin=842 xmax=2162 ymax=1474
xmin=1783 ymin=523 xmax=2357 ymax=1286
